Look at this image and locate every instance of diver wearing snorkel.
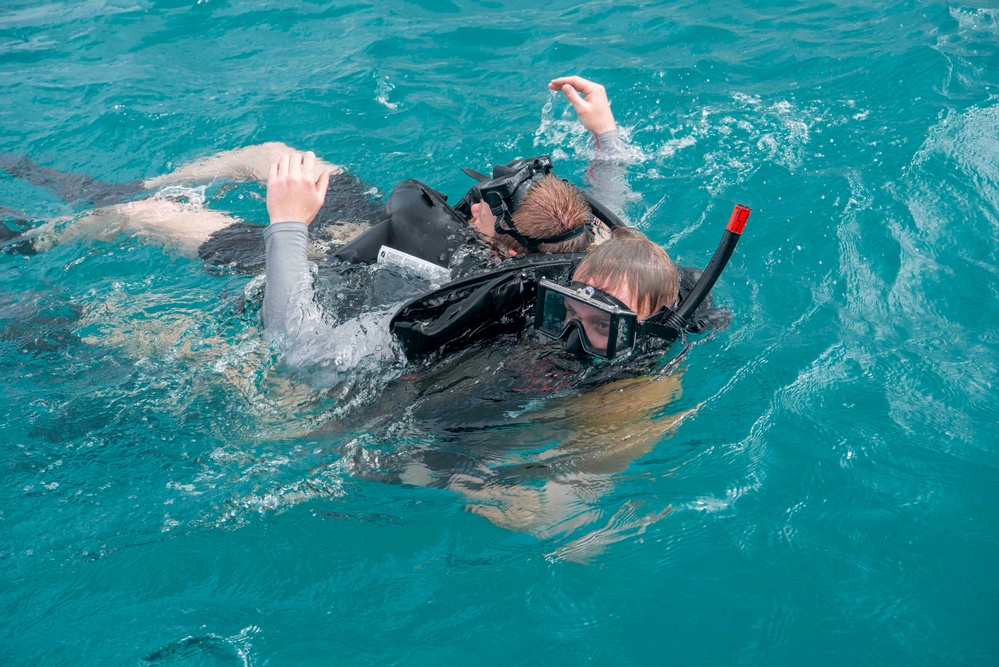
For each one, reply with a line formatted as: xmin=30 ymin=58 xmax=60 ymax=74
xmin=264 ymin=145 xmax=748 ymax=542
xmin=1 ymin=73 xmax=750 ymax=540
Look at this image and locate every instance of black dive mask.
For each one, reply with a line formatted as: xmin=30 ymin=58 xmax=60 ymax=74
xmin=479 ymin=155 xmax=551 ymax=213
xmin=535 ymin=279 xmax=638 ymax=359
xmin=469 ymin=155 xmax=592 ymax=253
xmin=534 ymin=279 xmax=695 ymax=360
xmin=563 ymin=327 xmax=587 ymax=356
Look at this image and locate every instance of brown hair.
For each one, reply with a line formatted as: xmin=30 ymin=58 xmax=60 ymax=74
xmin=490 ymin=176 xmax=593 ymax=255
xmin=572 ymin=227 xmax=679 ymax=320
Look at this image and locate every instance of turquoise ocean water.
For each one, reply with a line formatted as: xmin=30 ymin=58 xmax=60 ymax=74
xmin=2 ymin=1 xmax=998 ymax=664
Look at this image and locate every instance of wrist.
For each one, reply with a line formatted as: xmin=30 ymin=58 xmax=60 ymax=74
xmin=590 ymin=120 xmax=617 ymax=136
xmin=266 ymin=219 xmax=308 ymax=229
xmin=594 ymin=127 xmax=621 ymax=149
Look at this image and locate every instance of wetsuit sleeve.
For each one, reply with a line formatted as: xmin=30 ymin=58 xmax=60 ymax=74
xmin=262 ymin=220 xmax=399 ymax=380
xmin=263 ymin=221 xmax=313 ymax=337
xmin=586 ymin=128 xmax=635 ymax=222
xmin=595 ymin=128 xmax=629 ymax=158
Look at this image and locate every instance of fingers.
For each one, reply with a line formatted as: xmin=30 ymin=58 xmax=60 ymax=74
xmin=316 ymin=169 xmax=331 ymax=203
xmin=548 ymin=75 xmax=616 ymax=135
xmin=303 ymin=151 xmax=317 ymax=179
xmin=287 ymin=151 xmax=302 ymax=179
xmin=549 ymin=75 xmax=601 ymax=95
xmin=560 ymin=83 xmax=585 ymax=109
xmin=266 ymin=151 xmax=329 ymax=225
xmin=272 ymin=152 xmax=320 ymax=182
xmin=276 ymin=154 xmax=289 ymax=179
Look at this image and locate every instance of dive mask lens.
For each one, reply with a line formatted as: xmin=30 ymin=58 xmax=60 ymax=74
xmin=564 ymin=327 xmax=586 ymax=355
xmin=534 ymin=279 xmax=638 ymax=359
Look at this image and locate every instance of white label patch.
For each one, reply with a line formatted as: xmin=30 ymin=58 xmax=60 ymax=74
xmin=376 ymin=246 xmax=452 ymax=283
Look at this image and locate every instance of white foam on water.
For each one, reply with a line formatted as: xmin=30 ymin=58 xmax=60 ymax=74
xmin=152 ymin=183 xmax=208 ymax=208
xmin=374 ymin=73 xmax=399 ymax=111
xmin=948 ymin=5 xmax=999 ymax=36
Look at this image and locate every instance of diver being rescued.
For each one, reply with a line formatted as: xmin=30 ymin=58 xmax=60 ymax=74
xmin=329 ymin=75 xmax=630 ymax=277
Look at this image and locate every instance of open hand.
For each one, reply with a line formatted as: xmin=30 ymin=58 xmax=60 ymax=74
xmin=266 ymin=151 xmax=331 ymax=225
xmin=548 ymin=75 xmax=617 ymax=135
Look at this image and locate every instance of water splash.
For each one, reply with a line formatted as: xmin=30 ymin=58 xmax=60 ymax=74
xmin=374 ymin=73 xmax=399 ymax=111
xmin=143 ymin=625 xmax=260 ymax=666
xmin=533 ymin=91 xmax=646 ymax=164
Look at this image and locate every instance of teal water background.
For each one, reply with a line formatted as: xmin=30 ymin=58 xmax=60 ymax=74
xmin=3 ymin=0 xmax=999 ymax=664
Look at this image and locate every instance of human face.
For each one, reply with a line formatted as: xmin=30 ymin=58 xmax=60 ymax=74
xmin=562 ymin=297 xmax=614 ymax=351
xmin=534 ymin=278 xmax=639 ymax=359
xmin=563 ymin=280 xmax=642 ymax=351
xmin=535 ymin=279 xmax=643 ymax=359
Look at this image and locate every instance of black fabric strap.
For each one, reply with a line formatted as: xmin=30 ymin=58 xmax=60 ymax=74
xmin=494 ymin=214 xmax=592 ymax=253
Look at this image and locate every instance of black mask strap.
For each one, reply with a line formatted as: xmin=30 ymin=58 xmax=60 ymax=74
xmin=462 ymin=167 xmax=489 ymax=182
xmin=493 ymin=215 xmax=592 ymax=253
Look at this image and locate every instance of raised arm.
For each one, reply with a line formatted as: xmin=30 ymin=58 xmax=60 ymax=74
xmin=262 ymin=152 xmax=330 ymax=336
xmin=548 ymin=75 xmax=617 ymax=136
xmin=548 ymin=76 xmax=634 ymax=219
xmin=262 ymin=152 xmax=400 ymax=380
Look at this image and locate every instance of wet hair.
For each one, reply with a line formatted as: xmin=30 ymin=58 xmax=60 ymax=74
xmin=572 ymin=227 xmax=679 ymax=320
xmin=490 ymin=176 xmax=593 ymax=255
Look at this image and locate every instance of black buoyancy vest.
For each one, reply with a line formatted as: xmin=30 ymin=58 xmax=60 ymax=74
xmin=390 ymin=253 xmax=586 ymax=359
xmin=332 ymin=179 xmax=476 ymax=268
xmin=390 ymin=259 xmax=733 ymax=361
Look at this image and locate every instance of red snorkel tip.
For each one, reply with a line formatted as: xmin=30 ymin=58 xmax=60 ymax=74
xmin=727 ymin=204 xmax=751 ymax=234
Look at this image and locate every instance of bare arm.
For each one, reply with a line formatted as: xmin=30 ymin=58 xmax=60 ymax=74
xmin=144 ymin=142 xmax=342 ymax=189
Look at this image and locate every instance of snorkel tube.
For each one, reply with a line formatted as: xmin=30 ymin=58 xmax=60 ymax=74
xmin=645 ymin=204 xmax=751 ymax=343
